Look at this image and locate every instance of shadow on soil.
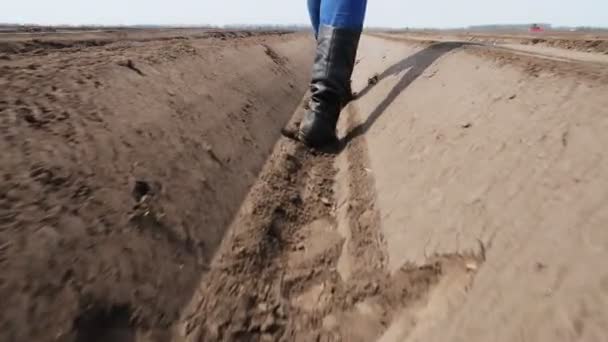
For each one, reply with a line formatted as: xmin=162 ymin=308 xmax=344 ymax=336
xmin=341 ymin=42 xmax=471 ymax=146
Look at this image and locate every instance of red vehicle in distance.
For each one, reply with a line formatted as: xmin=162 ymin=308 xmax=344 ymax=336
xmin=529 ymin=24 xmax=545 ymax=33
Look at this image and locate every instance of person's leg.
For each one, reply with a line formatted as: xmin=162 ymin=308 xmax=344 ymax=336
xmin=319 ymin=0 xmax=367 ymax=32
xmin=307 ymin=0 xmax=321 ymax=38
xmin=299 ymin=0 xmax=368 ymax=148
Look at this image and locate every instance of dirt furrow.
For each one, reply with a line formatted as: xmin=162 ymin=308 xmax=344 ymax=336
xmin=176 ymin=95 xmax=484 ymax=342
xmin=178 ymin=101 xmax=337 ymax=341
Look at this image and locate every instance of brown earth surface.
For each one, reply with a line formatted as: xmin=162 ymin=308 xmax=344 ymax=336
xmin=2 ymin=29 xmax=608 ymax=342
xmin=0 ymin=29 xmax=313 ymax=341
xmin=381 ymin=29 xmax=608 ymax=54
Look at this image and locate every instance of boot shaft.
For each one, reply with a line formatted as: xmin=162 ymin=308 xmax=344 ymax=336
xmin=299 ymin=25 xmax=362 ymax=148
xmin=311 ymin=25 xmax=361 ymax=113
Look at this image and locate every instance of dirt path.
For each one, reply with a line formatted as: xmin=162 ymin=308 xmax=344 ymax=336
xmin=177 ymin=35 xmax=608 ymax=342
xmin=175 ymin=96 xmax=479 ymax=341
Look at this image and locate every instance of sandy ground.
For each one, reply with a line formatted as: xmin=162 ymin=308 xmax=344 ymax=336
xmin=371 ymin=32 xmax=608 ymax=65
xmin=349 ymin=35 xmax=608 ymax=342
xmin=379 ymin=30 xmax=608 ymax=55
xmin=2 ymin=28 xmax=608 ymax=341
xmin=179 ymin=34 xmax=608 ymax=341
xmin=0 ymin=30 xmax=313 ymax=341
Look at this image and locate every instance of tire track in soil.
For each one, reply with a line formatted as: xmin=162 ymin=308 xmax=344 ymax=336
xmin=179 ymin=100 xmax=484 ymax=342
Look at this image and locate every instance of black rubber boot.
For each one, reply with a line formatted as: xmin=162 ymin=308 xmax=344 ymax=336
xmin=299 ymin=25 xmax=361 ymax=148
xmin=343 ymin=80 xmax=356 ymax=106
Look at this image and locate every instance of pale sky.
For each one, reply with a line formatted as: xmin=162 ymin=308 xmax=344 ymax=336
xmin=2 ymin=0 xmax=607 ymax=28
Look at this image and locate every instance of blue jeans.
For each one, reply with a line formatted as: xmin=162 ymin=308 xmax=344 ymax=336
xmin=307 ymin=0 xmax=368 ymax=37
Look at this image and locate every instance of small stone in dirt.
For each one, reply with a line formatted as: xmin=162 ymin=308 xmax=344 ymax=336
xmin=274 ymin=305 xmax=286 ymax=318
xmin=345 ymin=294 xmax=354 ymax=306
xmin=368 ymin=74 xmax=379 ymax=85
xmin=466 ymin=262 xmax=478 ymax=272
xmin=320 ymin=197 xmax=331 ymax=206
xmin=461 ymin=123 xmax=473 ymax=129
xmin=23 ymin=113 xmax=39 ymax=124
xmin=260 ymin=315 xmax=277 ymax=333
xmin=132 ymin=180 xmax=151 ymax=201
xmin=366 ymin=282 xmax=380 ymax=294
xmin=535 ymin=261 xmax=547 ymax=272
xmin=508 ymin=94 xmax=517 ymax=100
xmin=257 ymin=302 xmax=269 ymax=313
xmin=290 ymin=193 xmax=302 ymax=205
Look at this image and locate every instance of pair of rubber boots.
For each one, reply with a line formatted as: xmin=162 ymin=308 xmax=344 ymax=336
xmin=298 ymin=25 xmax=361 ymax=149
